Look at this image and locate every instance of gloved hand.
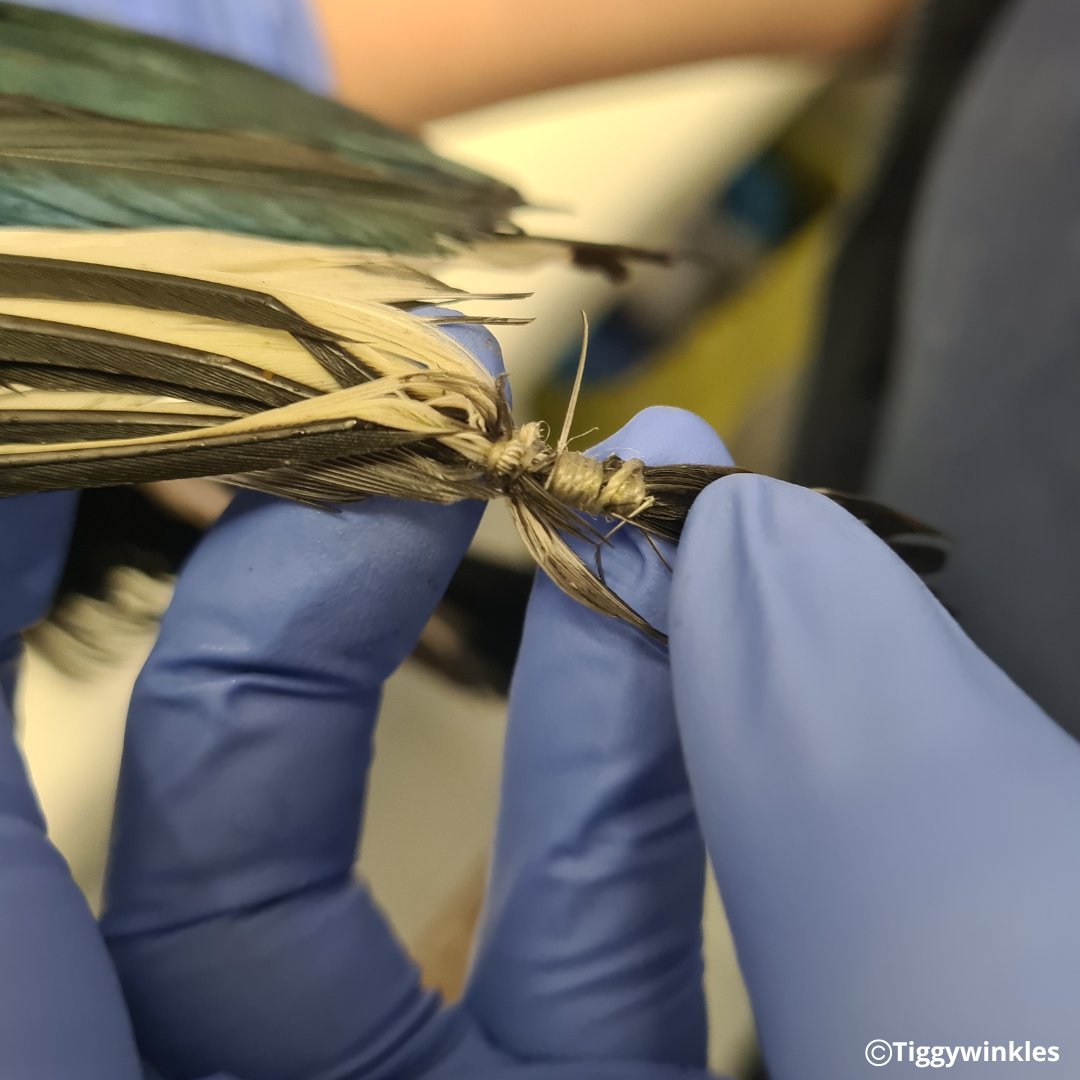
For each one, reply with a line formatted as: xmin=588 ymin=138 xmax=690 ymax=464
xmin=0 ymin=321 xmax=711 ymax=1080
xmin=669 ymin=475 xmax=1080 ymax=1077
xmin=3 ymin=315 xmax=1080 ymax=1080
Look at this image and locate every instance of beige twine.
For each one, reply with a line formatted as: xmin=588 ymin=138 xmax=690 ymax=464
xmin=487 ymin=423 xmax=648 ymax=517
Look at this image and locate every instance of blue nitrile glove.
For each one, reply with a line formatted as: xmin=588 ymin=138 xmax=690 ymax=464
xmin=1 ymin=492 xmax=141 ymax=1076
xmin=96 ymin=386 xmax=732 ymax=1080
xmin=0 ymin=492 xmax=77 ymax=707
xmin=669 ymin=477 xmax=1080 ymax=1078
xmin=15 ymin=0 xmax=332 ymax=94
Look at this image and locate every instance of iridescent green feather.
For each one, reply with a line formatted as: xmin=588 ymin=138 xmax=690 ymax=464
xmin=0 ymin=1 xmax=523 ymax=250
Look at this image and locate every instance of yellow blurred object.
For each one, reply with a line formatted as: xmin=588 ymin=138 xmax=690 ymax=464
xmin=541 ymin=217 xmax=830 ymax=458
xmin=534 ymin=71 xmax=896 ymax=478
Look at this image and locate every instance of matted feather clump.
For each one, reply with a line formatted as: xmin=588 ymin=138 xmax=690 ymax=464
xmin=0 ymin=2 xmax=944 ymax=638
xmin=0 ymin=230 xmax=943 ymax=637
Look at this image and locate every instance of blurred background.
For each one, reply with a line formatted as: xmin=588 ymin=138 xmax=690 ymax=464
xmin=13 ymin=44 xmax=907 ymax=1076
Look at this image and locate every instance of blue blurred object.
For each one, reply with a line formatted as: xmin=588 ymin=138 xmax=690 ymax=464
xmin=0 ymin=492 xmax=76 ymax=706
xmin=719 ymin=155 xmax=796 ymax=248
xmin=550 ymin=150 xmax=804 ymax=389
xmin=13 ymin=0 xmax=331 ymax=92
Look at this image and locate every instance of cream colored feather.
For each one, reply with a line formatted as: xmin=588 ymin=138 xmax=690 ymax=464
xmin=0 ymin=228 xmax=944 ymax=637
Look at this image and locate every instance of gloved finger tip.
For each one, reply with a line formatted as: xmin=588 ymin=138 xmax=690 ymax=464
xmin=412 ymin=304 xmax=505 ymax=379
xmin=443 ymin=321 xmax=504 ymax=379
xmin=591 ymin=405 xmax=732 ymax=467
xmin=671 ymin=476 xmax=824 ymax=634
xmin=671 ymin=473 xmax=917 ymax=655
xmin=682 ymin=473 xmax=867 ymax=555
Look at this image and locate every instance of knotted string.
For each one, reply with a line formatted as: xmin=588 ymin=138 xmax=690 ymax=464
xmin=487 ymin=423 xmax=649 ymax=518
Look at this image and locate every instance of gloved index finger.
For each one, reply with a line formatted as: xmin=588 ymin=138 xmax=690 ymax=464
xmin=102 ymin=319 xmax=505 ymax=1080
xmin=466 ymin=407 xmax=731 ymax=1068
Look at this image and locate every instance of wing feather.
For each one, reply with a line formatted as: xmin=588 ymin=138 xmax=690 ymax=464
xmin=0 ymin=228 xmax=509 ymax=501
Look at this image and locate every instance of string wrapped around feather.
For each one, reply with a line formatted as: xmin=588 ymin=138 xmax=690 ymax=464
xmin=0 ymin=230 xmax=944 ymax=638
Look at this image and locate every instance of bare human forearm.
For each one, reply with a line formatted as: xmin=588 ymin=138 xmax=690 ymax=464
xmin=313 ymin=0 xmax=914 ymax=130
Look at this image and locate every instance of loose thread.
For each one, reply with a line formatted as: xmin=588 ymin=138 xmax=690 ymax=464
xmin=486 ymin=420 xmax=547 ymax=479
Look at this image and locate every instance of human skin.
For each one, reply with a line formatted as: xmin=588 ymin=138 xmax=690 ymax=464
xmin=314 ymin=0 xmax=914 ymax=130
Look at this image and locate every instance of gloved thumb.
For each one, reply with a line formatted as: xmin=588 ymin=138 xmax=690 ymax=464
xmin=669 ymin=476 xmax=1080 ymax=1080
